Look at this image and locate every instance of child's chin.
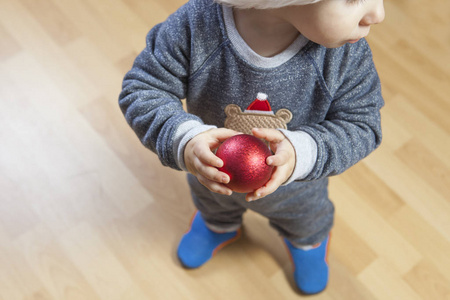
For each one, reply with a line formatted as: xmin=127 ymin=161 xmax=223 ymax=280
xmin=348 ymin=39 xmax=361 ymax=44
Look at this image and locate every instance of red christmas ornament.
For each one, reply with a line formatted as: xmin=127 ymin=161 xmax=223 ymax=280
xmin=216 ymin=134 xmax=274 ymax=193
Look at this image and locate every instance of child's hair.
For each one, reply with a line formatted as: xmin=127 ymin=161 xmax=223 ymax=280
xmin=214 ymin=0 xmax=321 ymax=9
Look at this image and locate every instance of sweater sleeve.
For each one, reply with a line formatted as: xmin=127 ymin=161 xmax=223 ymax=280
xmin=118 ymin=5 xmax=204 ymax=170
xmin=299 ymin=41 xmax=384 ymax=180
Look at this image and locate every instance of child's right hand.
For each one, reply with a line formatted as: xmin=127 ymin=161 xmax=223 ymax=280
xmin=184 ymin=128 xmax=240 ymax=195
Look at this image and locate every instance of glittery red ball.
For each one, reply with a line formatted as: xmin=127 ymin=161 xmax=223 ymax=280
xmin=216 ymin=134 xmax=274 ymax=193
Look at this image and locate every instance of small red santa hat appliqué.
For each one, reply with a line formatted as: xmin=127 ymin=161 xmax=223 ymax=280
xmin=245 ymin=93 xmax=274 ymax=115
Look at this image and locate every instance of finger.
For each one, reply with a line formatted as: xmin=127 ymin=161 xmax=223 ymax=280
xmin=208 ymin=129 xmax=242 ymax=151
xmin=193 ymin=144 xmax=224 ymax=168
xmin=266 ymin=149 xmax=291 ymax=166
xmin=245 ymin=190 xmax=262 ymax=202
xmin=197 ymin=175 xmax=233 ymax=196
xmin=198 ymin=129 xmax=240 ymax=155
xmin=246 ymin=179 xmax=278 ymax=202
xmin=199 ymin=129 xmax=242 ymax=165
xmin=252 ymin=128 xmax=285 ymax=143
xmin=194 ymin=159 xmax=230 ymax=183
xmin=246 ymin=167 xmax=287 ymax=201
xmin=212 ymin=128 xmax=241 ymax=141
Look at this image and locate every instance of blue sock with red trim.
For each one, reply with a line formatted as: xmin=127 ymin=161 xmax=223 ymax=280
xmin=177 ymin=212 xmax=241 ymax=269
xmin=284 ymin=235 xmax=330 ymax=295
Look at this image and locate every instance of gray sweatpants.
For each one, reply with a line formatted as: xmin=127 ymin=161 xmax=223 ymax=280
xmin=187 ymin=174 xmax=334 ymax=246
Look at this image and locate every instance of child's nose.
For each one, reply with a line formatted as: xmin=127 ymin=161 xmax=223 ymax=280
xmin=361 ymin=1 xmax=385 ymax=26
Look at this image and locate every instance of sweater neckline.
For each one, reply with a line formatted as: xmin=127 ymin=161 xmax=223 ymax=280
xmin=222 ymin=6 xmax=308 ymax=69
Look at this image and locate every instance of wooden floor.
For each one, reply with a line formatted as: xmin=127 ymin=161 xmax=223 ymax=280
xmin=1 ymin=0 xmax=449 ymax=299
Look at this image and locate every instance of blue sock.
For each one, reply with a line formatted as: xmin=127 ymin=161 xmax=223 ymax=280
xmin=284 ymin=235 xmax=330 ymax=295
xmin=177 ymin=212 xmax=241 ymax=269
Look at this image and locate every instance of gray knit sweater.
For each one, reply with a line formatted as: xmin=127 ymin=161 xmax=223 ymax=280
xmin=119 ymin=0 xmax=383 ymax=183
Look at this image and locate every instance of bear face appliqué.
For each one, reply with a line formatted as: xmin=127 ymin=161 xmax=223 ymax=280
xmin=224 ymin=102 xmax=293 ymax=135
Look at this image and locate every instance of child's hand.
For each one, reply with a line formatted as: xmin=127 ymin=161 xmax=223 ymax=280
xmin=246 ymin=128 xmax=296 ymax=202
xmin=184 ymin=128 xmax=239 ymax=195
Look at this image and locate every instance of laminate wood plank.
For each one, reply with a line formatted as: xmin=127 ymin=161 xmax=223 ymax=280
xmin=0 ymin=23 xmax=22 ymax=61
xmin=332 ymin=216 xmax=377 ymax=276
xmin=389 ymin=206 xmax=450 ymax=283
xmin=340 ymin=163 xmax=405 ymax=219
xmin=358 ymin=259 xmax=422 ymax=300
xmin=14 ymin=224 xmax=101 ymax=300
xmin=331 ymin=179 xmax=422 ymax=275
xmin=404 ymin=259 xmax=450 ymax=300
xmin=395 ymin=138 xmax=450 ymax=198
xmin=19 ymin=0 xmax=81 ymax=46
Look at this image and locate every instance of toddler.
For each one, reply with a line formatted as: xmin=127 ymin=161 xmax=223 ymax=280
xmin=119 ymin=0 xmax=385 ymax=294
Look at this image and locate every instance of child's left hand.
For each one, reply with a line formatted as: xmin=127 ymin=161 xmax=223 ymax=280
xmin=246 ymin=128 xmax=296 ymax=202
